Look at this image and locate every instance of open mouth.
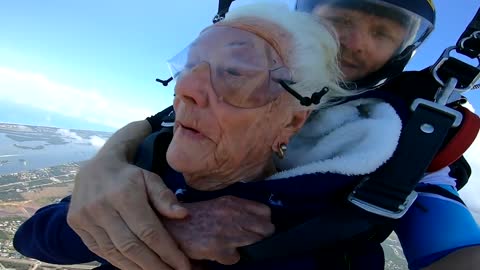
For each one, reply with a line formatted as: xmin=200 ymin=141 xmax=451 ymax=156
xmin=182 ymin=124 xmax=200 ymax=134
xmin=341 ymin=60 xmax=359 ymax=69
xmin=177 ymin=122 xmax=206 ymax=139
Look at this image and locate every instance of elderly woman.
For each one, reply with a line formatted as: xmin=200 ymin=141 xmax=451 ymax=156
xmin=13 ymin=3 xmax=406 ymax=270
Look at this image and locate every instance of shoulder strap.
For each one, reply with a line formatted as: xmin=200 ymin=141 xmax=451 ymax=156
xmin=456 ymin=9 xmax=480 ymax=58
xmin=146 ymin=106 xmax=175 ymax=132
xmin=135 ymin=107 xmax=175 ymax=175
xmin=348 ymin=99 xmax=460 ymax=218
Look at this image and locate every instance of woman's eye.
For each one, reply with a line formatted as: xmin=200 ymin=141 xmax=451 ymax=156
xmin=328 ymin=16 xmax=350 ymax=26
xmin=225 ymin=67 xmax=242 ymax=76
xmin=185 ymin=63 xmax=195 ymax=69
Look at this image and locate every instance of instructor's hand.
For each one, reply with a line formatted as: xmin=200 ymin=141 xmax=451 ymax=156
xmin=67 ymin=155 xmax=190 ymax=270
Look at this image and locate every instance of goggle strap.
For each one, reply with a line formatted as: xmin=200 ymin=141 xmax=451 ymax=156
xmin=278 ymin=80 xmax=330 ymax=106
xmin=156 ymin=77 xmax=173 ymax=87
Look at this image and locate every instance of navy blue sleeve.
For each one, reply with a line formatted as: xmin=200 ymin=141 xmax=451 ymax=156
xmin=13 ymin=196 xmax=106 ymax=265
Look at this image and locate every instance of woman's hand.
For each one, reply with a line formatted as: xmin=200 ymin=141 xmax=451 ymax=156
xmin=164 ymin=196 xmax=275 ymax=265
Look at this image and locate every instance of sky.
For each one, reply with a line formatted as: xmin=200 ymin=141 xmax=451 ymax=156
xmin=1 ymin=1 xmax=480 ymax=209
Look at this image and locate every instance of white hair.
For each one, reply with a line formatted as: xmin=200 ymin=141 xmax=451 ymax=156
xmin=223 ymin=2 xmax=354 ymax=109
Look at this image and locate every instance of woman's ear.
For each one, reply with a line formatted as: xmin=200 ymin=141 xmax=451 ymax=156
xmin=286 ymin=110 xmax=311 ymax=133
xmin=272 ymin=110 xmax=311 ymax=152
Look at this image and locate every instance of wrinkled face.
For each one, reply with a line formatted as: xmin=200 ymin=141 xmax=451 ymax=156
xmin=314 ymin=6 xmax=407 ymax=81
xmin=166 ymin=27 xmax=304 ymax=191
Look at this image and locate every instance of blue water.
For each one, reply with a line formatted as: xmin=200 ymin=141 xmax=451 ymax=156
xmin=0 ymin=126 xmax=108 ymax=175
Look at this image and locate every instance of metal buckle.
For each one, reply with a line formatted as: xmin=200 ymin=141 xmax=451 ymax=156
xmin=434 ymin=77 xmax=458 ymax=105
xmin=348 ymin=190 xmax=418 ymax=219
xmin=411 ymin=98 xmax=463 ymax=128
xmin=431 ymin=46 xmax=480 ymax=91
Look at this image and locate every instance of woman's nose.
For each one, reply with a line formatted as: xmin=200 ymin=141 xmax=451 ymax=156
xmin=174 ymin=62 xmax=211 ymax=107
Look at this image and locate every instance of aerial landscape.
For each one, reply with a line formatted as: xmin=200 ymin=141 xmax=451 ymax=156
xmin=0 ymin=123 xmax=109 ymax=269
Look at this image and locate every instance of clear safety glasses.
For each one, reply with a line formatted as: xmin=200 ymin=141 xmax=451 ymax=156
xmin=167 ymin=26 xmax=294 ymax=108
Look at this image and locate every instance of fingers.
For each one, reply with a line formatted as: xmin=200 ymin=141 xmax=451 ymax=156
xmin=75 ymin=227 xmax=143 ymax=270
xmin=144 ymin=170 xmax=188 ymax=219
xmin=115 ymin=194 xmax=190 ymax=270
xmin=214 ymin=249 xmax=241 ymax=265
xmin=100 ymin=211 xmax=178 ymax=270
xmin=239 ymin=218 xmax=275 ymax=237
xmin=218 ymin=196 xmax=275 ymax=237
xmin=184 ymin=196 xmax=272 ymax=265
xmin=212 ymin=228 xmax=266 ymax=265
xmin=217 ymin=196 xmax=271 ymax=218
xmin=239 ymin=198 xmax=272 ymax=218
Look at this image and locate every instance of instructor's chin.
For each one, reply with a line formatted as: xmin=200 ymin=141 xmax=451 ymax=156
xmin=341 ymin=69 xmax=362 ymax=82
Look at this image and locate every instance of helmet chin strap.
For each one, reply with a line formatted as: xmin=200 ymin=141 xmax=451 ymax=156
xmin=213 ymin=0 xmax=236 ymax=23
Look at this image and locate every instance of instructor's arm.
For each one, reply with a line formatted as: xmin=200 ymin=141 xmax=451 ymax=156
xmin=424 ymin=246 xmax=480 ymax=270
xmin=67 ymin=120 xmax=190 ymax=270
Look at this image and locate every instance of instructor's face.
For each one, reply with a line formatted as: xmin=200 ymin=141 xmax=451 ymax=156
xmin=314 ymin=6 xmax=407 ymax=81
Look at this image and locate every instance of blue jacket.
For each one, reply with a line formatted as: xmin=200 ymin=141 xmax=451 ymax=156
xmin=14 ymin=164 xmax=387 ymax=269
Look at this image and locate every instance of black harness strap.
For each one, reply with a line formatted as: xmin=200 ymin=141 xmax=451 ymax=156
xmin=239 ymin=204 xmax=391 ymax=261
xmin=139 ymin=107 xmax=175 ymax=175
xmin=457 ymin=9 xmax=480 ymax=58
xmin=349 ymin=101 xmax=459 ymax=217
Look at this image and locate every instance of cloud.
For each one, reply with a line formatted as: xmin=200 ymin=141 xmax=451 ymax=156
xmin=56 ymin=129 xmax=106 ymax=149
xmin=89 ymin=135 xmax=106 ymax=148
xmin=463 ymin=100 xmax=475 ymax=113
xmin=0 ymin=67 xmax=156 ymax=129
xmin=57 ymin=129 xmax=83 ymax=141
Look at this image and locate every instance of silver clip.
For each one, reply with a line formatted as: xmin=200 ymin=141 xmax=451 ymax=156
xmin=431 ymin=46 xmax=480 ymax=91
xmin=434 ymin=77 xmax=458 ymax=105
xmin=348 ymin=191 xmax=418 ymax=219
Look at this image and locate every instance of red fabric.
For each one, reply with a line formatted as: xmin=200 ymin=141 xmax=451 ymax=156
xmin=428 ymin=106 xmax=480 ymax=172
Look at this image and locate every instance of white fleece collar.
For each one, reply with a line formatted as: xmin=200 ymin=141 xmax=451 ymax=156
xmin=269 ymin=98 xmax=402 ymax=180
